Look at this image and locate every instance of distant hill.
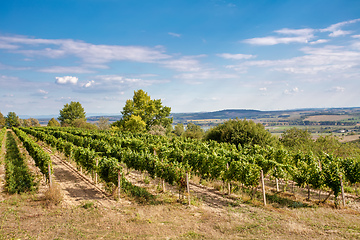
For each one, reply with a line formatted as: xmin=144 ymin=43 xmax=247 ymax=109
xmin=33 ymin=107 xmax=360 ymax=126
xmin=170 ymin=108 xmax=338 ymax=123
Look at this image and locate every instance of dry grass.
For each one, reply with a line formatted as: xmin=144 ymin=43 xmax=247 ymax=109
xmin=339 ymin=134 xmax=360 ymax=142
xmin=0 ymin=190 xmax=360 ymax=240
xmin=43 ymin=182 xmax=63 ymax=206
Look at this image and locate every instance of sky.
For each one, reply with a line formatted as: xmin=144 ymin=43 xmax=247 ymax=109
xmin=1 ymin=0 xmax=360 ymax=117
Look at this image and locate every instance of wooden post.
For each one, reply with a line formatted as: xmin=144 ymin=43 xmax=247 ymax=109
xmin=261 ymin=170 xmax=266 ymax=206
xmin=95 ymin=158 xmax=98 ymax=184
xmin=162 ymin=179 xmax=166 ymax=192
xmin=118 ymin=170 xmax=121 ymax=200
xmin=186 ymin=172 xmax=190 ymax=206
xmin=340 ymin=175 xmax=345 ymax=207
xmin=276 ymin=178 xmax=279 ymax=192
xmin=227 ymin=163 xmax=231 ymax=195
xmin=48 ymin=162 xmax=52 ymax=188
xmin=154 ymin=148 xmax=166 ymax=193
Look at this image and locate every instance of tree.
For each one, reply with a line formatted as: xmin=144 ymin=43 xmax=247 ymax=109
xmin=205 ymin=118 xmax=277 ymax=148
xmin=123 ymin=115 xmax=146 ymax=133
xmin=0 ymin=112 xmax=5 ymax=127
xmin=115 ymin=90 xmax=172 ymax=131
xmin=97 ymin=117 xmax=110 ymax=130
xmin=72 ymin=118 xmax=98 ymax=130
xmin=183 ymin=122 xmax=204 ymax=139
xmin=58 ymin=101 xmax=86 ymax=126
xmin=22 ymin=118 xmax=40 ymax=127
xmin=47 ymin=118 xmax=61 ymax=127
xmin=280 ymin=127 xmax=313 ymax=153
xmin=5 ymin=112 xmax=20 ymax=128
xmin=173 ymin=123 xmax=184 ymax=137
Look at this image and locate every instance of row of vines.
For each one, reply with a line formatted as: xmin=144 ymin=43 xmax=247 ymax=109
xmin=14 ymin=127 xmax=155 ymax=201
xmin=4 ymin=131 xmax=37 ymax=193
xmin=20 ymin=127 xmax=360 ymax=206
xmin=0 ymin=127 xmax=5 ymax=148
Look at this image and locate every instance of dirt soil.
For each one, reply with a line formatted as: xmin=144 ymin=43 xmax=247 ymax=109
xmin=43 ymin=146 xmax=125 ymax=208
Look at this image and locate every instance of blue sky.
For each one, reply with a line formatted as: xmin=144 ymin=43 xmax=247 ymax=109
xmin=1 ymin=0 xmax=360 ymax=117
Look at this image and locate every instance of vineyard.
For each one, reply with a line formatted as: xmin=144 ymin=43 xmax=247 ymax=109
xmin=1 ymin=126 xmax=360 ymax=239
xmin=6 ymin=126 xmax=360 ymax=207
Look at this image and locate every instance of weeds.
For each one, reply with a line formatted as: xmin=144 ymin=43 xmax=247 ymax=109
xmin=44 ymin=182 xmax=63 ymax=205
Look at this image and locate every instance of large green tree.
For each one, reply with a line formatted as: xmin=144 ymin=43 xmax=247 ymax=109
xmin=280 ymin=127 xmax=313 ymax=153
xmin=205 ymin=118 xmax=277 ymax=148
xmin=58 ymin=101 xmax=86 ymax=126
xmin=113 ymin=90 xmax=172 ymax=132
xmin=5 ymin=112 xmax=20 ymax=128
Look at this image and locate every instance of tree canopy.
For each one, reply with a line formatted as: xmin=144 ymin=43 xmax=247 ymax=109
xmin=280 ymin=127 xmax=313 ymax=153
xmin=183 ymin=122 xmax=204 ymax=139
xmin=21 ymin=118 xmax=40 ymax=127
xmin=173 ymin=123 xmax=185 ymax=137
xmin=58 ymin=101 xmax=86 ymax=126
xmin=205 ymin=118 xmax=277 ymax=148
xmin=5 ymin=112 xmax=20 ymax=128
xmin=47 ymin=118 xmax=61 ymax=127
xmin=113 ymin=90 xmax=172 ymax=132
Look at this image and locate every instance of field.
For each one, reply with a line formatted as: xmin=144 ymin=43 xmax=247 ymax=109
xmin=1 ymin=129 xmax=360 ymax=239
xmin=169 ymin=108 xmax=360 ymax=142
xmin=303 ymin=115 xmax=353 ymax=122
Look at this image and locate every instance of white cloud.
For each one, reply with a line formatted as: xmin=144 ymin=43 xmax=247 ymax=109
xmin=0 ymin=35 xmax=171 ymax=65
xmin=352 ymin=35 xmax=360 ymax=39
xmin=79 ymin=74 xmax=168 ymax=93
xmin=275 ymin=28 xmax=314 ymax=36
xmin=244 ymin=28 xmax=314 ymax=45
xmin=175 ymin=71 xmax=238 ymax=81
xmin=244 ymin=19 xmax=360 ymax=46
xmin=217 ymin=53 xmax=256 ymax=60
xmin=236 ymin=45 xmax=360 ymax=76
xmin=38 ymin=89 xmax=48 ymax=95
xmin=84 ymin=80 xmax=95 ymax=88
xmin=244 ymin=36 xmax=311 ymax=45
xmin=309 ymin=39 xmax=329 ymax=45
xmin=327 ymin=86 xmax=345 ymax=92
xmin=55 ymin=76 xmax=78 ymax=85
xmin=38 ymin=66 xmax=95 ymax=73
xmin=168 ymin=32 xmax=181 ymax=37
xmin=161 ymin=55 xmax=205 ymax=72
xmin=284 ymin=87 xmax=300 ymax=95
xmin=320 ymin=18 xmax=360 ymax=37
xmin=259 ymin=87 xmax=267 ymax=91
xmin=0 ymin=41 xmax=19 ymax=49
xmin=329 ymin=30 xmax=352 ymax=37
